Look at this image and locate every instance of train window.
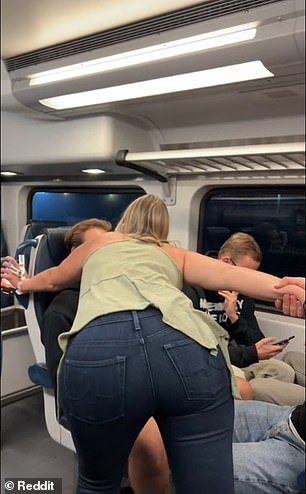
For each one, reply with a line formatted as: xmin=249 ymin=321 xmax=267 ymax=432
xmin=198 ymin=187 xmax=305 ymax=310
xmin=30 ymin=187 xmax=145 ymax=228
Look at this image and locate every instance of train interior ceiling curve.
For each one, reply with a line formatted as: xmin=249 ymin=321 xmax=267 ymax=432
xmin=0 ymin=0 xmax=305 ymax=181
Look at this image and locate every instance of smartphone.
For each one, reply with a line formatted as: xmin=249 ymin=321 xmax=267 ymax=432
xmin=272 ymin=335 xmax=295 ymax=345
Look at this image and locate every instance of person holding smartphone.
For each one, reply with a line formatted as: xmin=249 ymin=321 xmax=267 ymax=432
xmin=183 ymin=233 xmax=304 ymax=405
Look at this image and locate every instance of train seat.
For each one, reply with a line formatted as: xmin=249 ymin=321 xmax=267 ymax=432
xmin=16 ymin=222 xmax=69 ymax=287
xmin=28 ymin=362 xmax=54 ymax=389
xmin=20 ymin=220 xmax=68 ymax=242
xmin=15 ymin=227 xmax=75 ymax=451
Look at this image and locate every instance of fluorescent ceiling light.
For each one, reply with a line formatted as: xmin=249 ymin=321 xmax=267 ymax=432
xmin=39 ymin=61 xmax=273 ymax=110
xmin=1 ymin=171 xmax=22 ymax=176
xmin=29 ymin=25 xmax=257 ymax=86
xmin=81 ymin=168 xmax=106 ymax=174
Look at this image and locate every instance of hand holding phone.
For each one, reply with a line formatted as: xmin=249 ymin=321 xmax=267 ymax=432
xmin=272 ymin=335 xmax=295 ymax=345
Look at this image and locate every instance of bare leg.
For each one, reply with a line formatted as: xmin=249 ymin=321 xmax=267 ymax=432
xmin=128 ymin=418 xmax=171 ymax=494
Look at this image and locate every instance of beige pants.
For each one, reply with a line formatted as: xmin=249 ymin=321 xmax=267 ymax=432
xmin=282 ymin=351 xmax=305 ymax=387
xmin=232 ymin=357 xmax=305 ymax=406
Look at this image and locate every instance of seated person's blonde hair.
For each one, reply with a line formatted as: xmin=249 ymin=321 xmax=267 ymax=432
xmin=218 ymin=232 xmax=262 ymax=264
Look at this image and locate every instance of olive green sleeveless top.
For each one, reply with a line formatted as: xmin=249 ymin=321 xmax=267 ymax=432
xmin=59 ymin=239 xmax=238 ymax=396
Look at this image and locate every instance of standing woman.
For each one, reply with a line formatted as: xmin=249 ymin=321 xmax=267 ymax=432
xmin=2 ymin=195 xmax=305 ymax=494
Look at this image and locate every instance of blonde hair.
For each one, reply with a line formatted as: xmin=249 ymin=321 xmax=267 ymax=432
xmin=115 ymin=194 xmax=169 ymax=245
xmin=65 ymin=218 xmax=112 ymax=251
xmin=218 ymin=232 xmax=262 ymax=263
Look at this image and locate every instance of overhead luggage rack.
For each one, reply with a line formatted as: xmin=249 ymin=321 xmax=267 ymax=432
xmin=116 ymin=142 xmax=305 ymax=204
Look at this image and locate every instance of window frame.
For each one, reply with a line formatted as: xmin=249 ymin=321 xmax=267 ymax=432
xmin=197 ymin=185 xmax=305 ymax=313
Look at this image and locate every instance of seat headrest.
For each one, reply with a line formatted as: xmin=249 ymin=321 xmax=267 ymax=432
xmin=22 ymin=221 xmax=67 ymax=240
xmin=31 ymin=227 xmax=71 ymax=324
xmin=40 ymin=227 xmax=71 ymax=266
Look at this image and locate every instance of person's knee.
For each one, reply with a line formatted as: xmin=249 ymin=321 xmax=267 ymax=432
xmin=259 ymin=359 xmax=295 ymax=383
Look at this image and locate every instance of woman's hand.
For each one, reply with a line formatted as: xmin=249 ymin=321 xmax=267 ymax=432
xmin=1 ymin=256 xmax=19 ymax=272
xmin=275 ymin=276 xmax=305 ymax=290
xmin=274 ymin=277 xmax=305 ymax=318
xmin=1 ymin=256 xmax=23 ymax=289
xmin=275 ymin=294 xmax=305 ymax=318
xmin=1 ymin=267 xmax=20 ymax=289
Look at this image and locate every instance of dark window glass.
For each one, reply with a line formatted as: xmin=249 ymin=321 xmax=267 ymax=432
xmin=30 ymin=188 xmax=145 ymax=228
xmin=198 ymin=187 xmax=305 ymax=309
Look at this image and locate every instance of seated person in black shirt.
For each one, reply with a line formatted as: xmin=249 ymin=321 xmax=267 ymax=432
xmin=183 ymin=233 xmax=304 ymax=405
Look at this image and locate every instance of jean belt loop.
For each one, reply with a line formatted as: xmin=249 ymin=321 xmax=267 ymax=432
xmin=131 ymin=310 xmax=141 ymax=332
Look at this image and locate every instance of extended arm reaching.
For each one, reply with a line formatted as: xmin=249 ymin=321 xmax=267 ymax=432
xmin=163 ymin=245 xmax=305 ymax=305
xmin=1 ymin=239 xmax=94 ymax=292
xmin=2 ymin=239 xmax=305 ymax=308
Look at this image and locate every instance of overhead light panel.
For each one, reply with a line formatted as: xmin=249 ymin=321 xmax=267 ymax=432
xmin=39 ymin=61 xmax=273 ymax=110
xmin=29 ymin=25 xmax=257 ymax=86
xmin=81 ymin=168 xmax=106 ymax=174
xmin=1 ymin=171 xmax=23 ymax=176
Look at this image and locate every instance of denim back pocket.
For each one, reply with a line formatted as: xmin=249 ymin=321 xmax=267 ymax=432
xmin=63 ymin=355 xmax=126 ymax=424
xmin=164 ymin=340 xmax=229 ymax=400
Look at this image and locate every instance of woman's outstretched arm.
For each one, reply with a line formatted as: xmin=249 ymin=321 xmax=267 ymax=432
xmin=1 ymin=235 xmax=107 ymax=293
xmin=163 ymin=244 xmax=305 ymax=305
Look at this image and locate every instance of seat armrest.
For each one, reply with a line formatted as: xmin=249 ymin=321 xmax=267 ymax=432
xmin=28 ymin=362 xmax=54 ymax=389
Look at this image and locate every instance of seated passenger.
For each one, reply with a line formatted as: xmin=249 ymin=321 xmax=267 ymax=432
xmin=183 ymin=233 xmax=304 ymax=405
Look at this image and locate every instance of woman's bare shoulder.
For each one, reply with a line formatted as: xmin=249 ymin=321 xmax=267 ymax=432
xmin=160 ymin=242 xmax=186 ymax=271
xmin=86 ymin=231 xmax=127 ymax=251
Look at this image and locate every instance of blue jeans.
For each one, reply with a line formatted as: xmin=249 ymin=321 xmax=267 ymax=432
xmin=59 ymin=307 xmax=234 ymax=494
xmin=233 ymin=400 xmax=305 ymax=494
